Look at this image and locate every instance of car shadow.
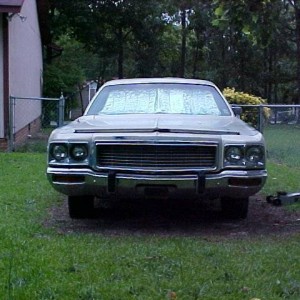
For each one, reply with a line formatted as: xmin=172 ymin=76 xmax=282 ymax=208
xmin=46 ymin=196 xmax=300 ymax=238
xmin=47 ymin=197 xmax=252 ymax=238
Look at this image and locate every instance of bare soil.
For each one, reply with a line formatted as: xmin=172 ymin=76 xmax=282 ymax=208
xmin=45 ymin=196 xmax=300 ymax=239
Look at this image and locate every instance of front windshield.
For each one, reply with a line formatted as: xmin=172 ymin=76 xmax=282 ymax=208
xmin=86 ymin=83 xmax=231 ymax=116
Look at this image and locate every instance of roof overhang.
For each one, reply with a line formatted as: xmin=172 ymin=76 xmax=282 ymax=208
xmin=0 ymin=0 xmax=24 ymax=13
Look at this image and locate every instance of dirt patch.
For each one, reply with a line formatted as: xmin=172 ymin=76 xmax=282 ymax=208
xmin=45 ymin=196 xmax=300 ymax=239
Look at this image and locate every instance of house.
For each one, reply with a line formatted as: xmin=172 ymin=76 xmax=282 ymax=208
xmin=0 ymin=0 xmax=43 ymax=150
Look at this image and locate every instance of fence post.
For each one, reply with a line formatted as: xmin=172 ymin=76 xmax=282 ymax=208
xmin=58 ymin=94 xmax=65 ymax=127
xmin=258 ymin=105 xmax=264 ymax=133
xmin=8 ymin=96 xmax=15 ymax=152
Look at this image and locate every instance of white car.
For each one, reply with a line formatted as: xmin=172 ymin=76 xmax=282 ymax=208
xmin=47 ymin=78 xmax=267 ymax=219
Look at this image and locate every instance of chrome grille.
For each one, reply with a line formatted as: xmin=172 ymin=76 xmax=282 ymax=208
xmin=96 ymin=144 xmax=217 ymax=170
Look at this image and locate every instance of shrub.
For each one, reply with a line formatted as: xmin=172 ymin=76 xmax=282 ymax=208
xmin=223 ymin=87 xmax=270 ymax=127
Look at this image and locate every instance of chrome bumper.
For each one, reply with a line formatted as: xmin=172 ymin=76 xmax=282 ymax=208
xmin=47 ymin=167 xmax=267 ymax=199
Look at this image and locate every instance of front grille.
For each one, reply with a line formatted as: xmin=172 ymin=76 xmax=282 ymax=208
xmin=96 ymin=143 xmax=217 ymax=170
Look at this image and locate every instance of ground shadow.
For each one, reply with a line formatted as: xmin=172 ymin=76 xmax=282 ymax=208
xmin=45 ymin=195 xmax=300 ymax=239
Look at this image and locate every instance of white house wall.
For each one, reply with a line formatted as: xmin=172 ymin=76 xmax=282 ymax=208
xmin=9 ymin=0 xmax=43 ymax=133
xmin=0 ymin=15 xmax=4 ymax=138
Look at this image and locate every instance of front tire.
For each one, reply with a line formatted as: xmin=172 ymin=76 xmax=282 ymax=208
xmin=221 ymin=197 xmax=249 ymax=219
xmin=68 ymin=196 xmax=95 ymax=219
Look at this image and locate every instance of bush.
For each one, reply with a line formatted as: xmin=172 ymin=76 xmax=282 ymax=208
xmin=223 ymin=87 xmax=270 ymax=127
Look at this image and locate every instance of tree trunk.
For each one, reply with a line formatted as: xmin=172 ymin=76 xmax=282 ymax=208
xmin=273 ymin=40 xmax=278 ymax=103
xmin=179 ymin=9 xmax=187 ymax=78
xmin=295 ymin=1 xmax=300 ymax=104
xmin=268 ymin=47 xmax=273 ymax=103
xmin=192 ymin=31 xmax=201 ymax=78
xmin=192 ymin=43 xmax=199 ymax=78
xmin=117 ymin=27 xmax=124 ymax=79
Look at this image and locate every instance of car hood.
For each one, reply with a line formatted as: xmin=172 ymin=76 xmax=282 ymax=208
xmin=55 ymin=114 xmax=258 ymax=136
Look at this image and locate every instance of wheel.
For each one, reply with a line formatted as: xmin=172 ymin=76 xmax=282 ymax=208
xmin=221 ymin=197 xmax=249 ymax=219
xmin=68 ymin=196 xmax=95 ymax=219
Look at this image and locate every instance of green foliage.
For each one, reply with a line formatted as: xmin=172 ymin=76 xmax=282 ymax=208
xmin=52 ymin=0 xmax=169 ymax=79
xmin=43 ymin=0 xmax=300 ymax=104
xmin=210 ymin=0 xmax=296 ymax=102
xmin=212 ymin=0 xmax=276 ymax=43
xmin=43 ymin=36 xmax=86 ymax=97
xmin=223 ymin=87 xmax=270 ymax=126
xmin=224 ymin=87 xmax=268 ymax=105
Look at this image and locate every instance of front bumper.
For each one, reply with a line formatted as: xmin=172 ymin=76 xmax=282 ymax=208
xmin=47 ymin=167 xmax=267 ymax=199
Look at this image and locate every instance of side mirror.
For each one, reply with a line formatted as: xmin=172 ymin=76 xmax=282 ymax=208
xmin=231 ymin=105 xmax=242 ymax=117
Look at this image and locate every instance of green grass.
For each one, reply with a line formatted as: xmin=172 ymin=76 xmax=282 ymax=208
xmin=262 ymin=162 xmax=300 ymax=211
xmin=263 ymin=124 xmax=300 ymax=200
xmin=0 ymin=153 xmax=300 ymax=299
xmin=264 ymin=124 xmax=300 ymax=168
xmin=15 ymin=140 xmax=48 ymax=153
xmin=262 ymin=162 xmax=300 ymax=195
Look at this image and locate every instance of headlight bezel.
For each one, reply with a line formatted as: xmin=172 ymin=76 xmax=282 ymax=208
xmin=51 ymin=144 xmax=68 ymax=162
xmin=245 ymin=146 xmax=265 ymax=166
xmin=224 ymin=144 xmax=265 ymax=169
xmin=49 ymin=142 xmax=89 ymax=164
xmin=70 ymin=144 xmax=89 ymax=161
xmin=224 ymin=146 xmax=243 ymax=165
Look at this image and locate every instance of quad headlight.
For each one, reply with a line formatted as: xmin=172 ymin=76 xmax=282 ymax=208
xmin=224 ymin=145 xmax=265 ymax=168
xmin=49 ymin=143 xmax=89 ymax=163
xmin=246 ymin=146 xmax=264 ymax=164
xmin=51 ymin=144 xmax=68 ymax=161
xmin=225 ymin=146 xmax=243 ymax=165
xmin=70 ymin=144 xmax=88 ymax=161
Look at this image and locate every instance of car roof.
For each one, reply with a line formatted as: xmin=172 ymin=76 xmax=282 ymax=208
xmin=102 ymin=77 xmax=216 ymax=87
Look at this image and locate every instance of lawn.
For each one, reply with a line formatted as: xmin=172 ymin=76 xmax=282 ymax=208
xmin=262 ymin=124 xmax=300 ymax=201
xmin=264 ymin=124 xmax=300 ymax=169
xmin=0 ymin=148 xmax=299 ymax=299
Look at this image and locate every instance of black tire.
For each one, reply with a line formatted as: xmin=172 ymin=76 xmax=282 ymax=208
xmin=68 ymin=196 xmax=95 ymax=219
xmin=221 ymin=197 xmax=249 ymax=219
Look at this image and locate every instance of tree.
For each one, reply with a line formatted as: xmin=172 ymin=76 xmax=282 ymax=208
xmin=43 ymin=35 xmax=87 ymax=97
xmin=165 ymin=0 xmax=196 ymax=77
xmin=211 ymin=0 xmax=295 ymax=102
xmin=286 ymin=0 xmax=300 ymax=103
xmin=42 ymin=0 xmax=300 ymax=105
xmin=52 ymin=0 xmax=168 ymax=79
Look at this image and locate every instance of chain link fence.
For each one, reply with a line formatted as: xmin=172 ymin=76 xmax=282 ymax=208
xmin=8 ymin=95 xmax=65 ymax=151
xmin=260 ymin=105 xmax=300 ymax=169
xmin=8 ymin=85 xmax=92 ymax=152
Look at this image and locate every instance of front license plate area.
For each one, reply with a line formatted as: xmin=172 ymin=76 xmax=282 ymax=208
xmin=136 ymin=185 xmax=176 ymax=199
